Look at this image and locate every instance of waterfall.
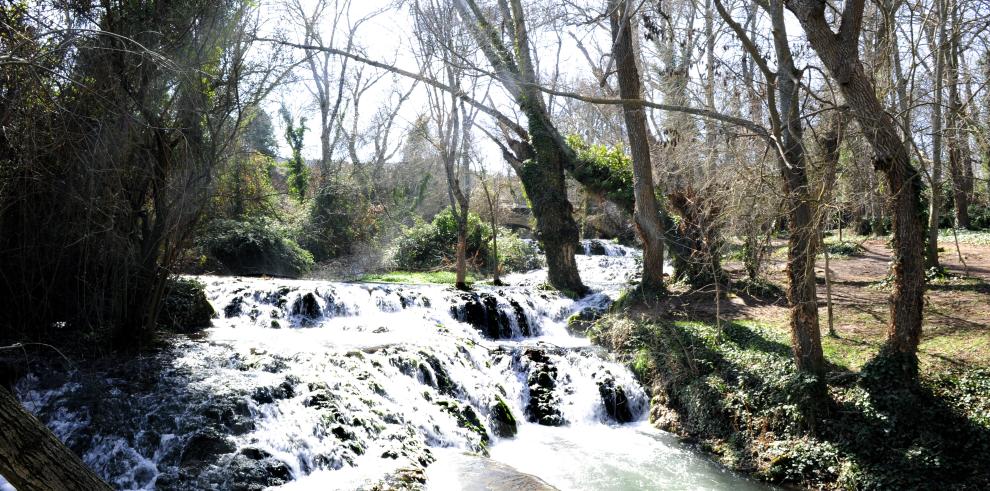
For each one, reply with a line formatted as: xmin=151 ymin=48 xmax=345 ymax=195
xmin=1 ymin=251 xmax=765 ymax=490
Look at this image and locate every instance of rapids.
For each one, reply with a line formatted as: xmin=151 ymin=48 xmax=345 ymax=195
xmin=1 ymin=240 xmax=768 ymax=490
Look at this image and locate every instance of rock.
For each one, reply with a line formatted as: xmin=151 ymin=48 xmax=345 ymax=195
xmin=508 ymin=299 xmax=531 ymax=336
xmin=565 ymin=307 xmax=604 ymax=336
xmin=239 ymin=447 xmax=272 ymax=460
xmin=437 ymin=400 xmax=490 ymax=449
xmin=490 ymin=397 xmax=517 ymax=438
xmin=451 ymin=292 xmax=513 ymax=339
xmin=587 ymin=240 xmax=607 ymax=255
xmin=180 ymin=429 xmax=236 ymax=468
xmin=598 ymin=376 xmax=634 ymax=423
xmin=524 ymin=350 xmax=564 ymax=426
xmin=252 ymin=380 xmax=295 ymax=403
xmin=203 ymin=399 xmax=255 ymax=435
xmin=224 ymin=296 xmax=244 ymax=318
xmin=225 ymin=454 xmax=292 ymax=490
xmin=418 ymin=353 xmax=457 ymax=396
xmin=290 ymin=292 xmax=321 ymax=321
xmin=159 ymin=278 xmax=216 ymax=332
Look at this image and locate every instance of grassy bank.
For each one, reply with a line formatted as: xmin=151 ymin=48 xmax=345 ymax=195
xmin=356 ymin=271 xmax=478 ymax=285
xmin=592 ymin=313 xmax=990 ymax=489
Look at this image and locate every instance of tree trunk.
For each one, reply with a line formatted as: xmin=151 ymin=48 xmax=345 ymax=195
xmin=927 ymin=0 xmax=947 ymax=269
xmin=455 ymin=224 xmax=468 ymax=290
xmin=610 ymin=0 xmax=666 ymax=295
xmin=766 ymin=0 xmax=825 ymax=380
xmin=0 ymin=386 xmax=112 ymax=490
xmin=787 ymin=0 xmax=926 ymax=369
xmin=946 ymin=5 xmax=970 ymax=229
xmin=517 ymin=112 xmax=586 ymax=295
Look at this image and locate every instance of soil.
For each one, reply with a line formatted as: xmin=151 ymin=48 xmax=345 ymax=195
xmin=654 ymin=236 xmax=990 ymax=371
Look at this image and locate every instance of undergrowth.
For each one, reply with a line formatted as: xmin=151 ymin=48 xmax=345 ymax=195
xmin=591 ymin=315 xmax=990 ymax=489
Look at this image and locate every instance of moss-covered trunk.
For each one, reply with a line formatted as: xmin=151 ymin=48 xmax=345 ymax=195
xmin=519 ymin=108 xmax=586 ymax=295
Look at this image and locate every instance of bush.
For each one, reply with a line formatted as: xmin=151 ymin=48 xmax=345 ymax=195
xmin=297 ymin=181 xmax=380 ymax=262
xmin=823 ymin=240 xmax=865 ymax=257
xmin=388 ymin=208 xmax=541 ymax=273
xmin=969 ymin=204 xmax=990 ymax=230
xmin=197 ymin=219 xmax=313 ymax=277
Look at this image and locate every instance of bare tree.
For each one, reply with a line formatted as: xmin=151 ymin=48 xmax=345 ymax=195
xmin=787 ymin=0 xmax=927 ymax=375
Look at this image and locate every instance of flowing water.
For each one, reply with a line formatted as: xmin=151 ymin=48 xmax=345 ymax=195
xmin=2 ymin=240 xmax=767 ymax=490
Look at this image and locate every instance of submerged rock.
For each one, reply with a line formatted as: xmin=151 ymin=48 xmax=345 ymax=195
xmin=524 ymin=350 xmax=564 ymax=426
xmin=180 ymin=429 xmax=236 ymax=468
xmin=437 ymin=399 xmax=490 ymax=450
xmin=597 ymin=376 xmax=635 ymax=423
xmin=490 ymin=397 xmax=517 ymax=438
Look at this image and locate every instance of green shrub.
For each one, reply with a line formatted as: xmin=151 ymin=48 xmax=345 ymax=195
xmin=388 ymin=208 xmax=541 ymax=273
xmin=823 ymin=240 xmax=865 ymax=257
xmin=197 ymin=219 xmax=313 ymax=277
xmin=969 ymin=203 xmax=990 ymax=230
xmin=297 ymin=180 xmax=379 ymax=262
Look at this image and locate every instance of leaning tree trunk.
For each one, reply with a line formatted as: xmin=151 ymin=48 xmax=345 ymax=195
xmin=0 ymin=386 xmax=112 ymax=490
xmin=788 ymin=0 xmax=925 ymax=371
xmin=610 ymin=0 xmax=667 ymax=295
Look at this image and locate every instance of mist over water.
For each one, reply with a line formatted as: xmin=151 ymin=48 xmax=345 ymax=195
xmin=3 ymin=240 xmax=767 ymax=490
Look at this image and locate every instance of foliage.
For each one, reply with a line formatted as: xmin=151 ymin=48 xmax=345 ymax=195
xmin=592 ymin=314 xmax=990 ymax=489
xmin=297 ymin=179 xmax=380 ymax=262
xmin=822 ymin=240 xmax=865 ymax=257
xmin=388 ymin=208 xmax=541 ymax=273
xmin=566 ymin=134 xmax=635 ymax=209
xmin=0 ymin=0 xmax=259 ymax=346
xmin=279 ymin=105 xmax=310 ymax=202
xmin=213 ymin=151 xmax=280 ymax=220
xmin=969 ymin=203 xmax=990 ymax=230
xmin=197 ymin=219 xmax=314 ymax=278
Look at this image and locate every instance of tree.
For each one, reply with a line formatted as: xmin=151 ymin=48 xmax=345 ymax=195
xmin=787 ymin=0 xmax=927 ymax=376
xmin=609 ymin=0 xmax=667 ymax=295
xmin=453 ymin=0 xmax=588 ymax=295
xmin=0 ymin=386 xmax=111 ymax=490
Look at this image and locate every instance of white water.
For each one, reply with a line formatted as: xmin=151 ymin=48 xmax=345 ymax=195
xmin=2 ymin=242 xmax=765 ymax=490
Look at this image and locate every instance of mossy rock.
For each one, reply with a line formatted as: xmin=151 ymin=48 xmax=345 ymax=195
xmin=160 ymin=278 xmax=216 ymax=333
xmin=437 ymin=400 xmax=490 ymax=450
xmin=490 ymin=397 xmax=517 ymax=438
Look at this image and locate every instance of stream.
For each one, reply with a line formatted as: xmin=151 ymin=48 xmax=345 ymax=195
xmin=1 ymin=240 xmax=768 ymax=490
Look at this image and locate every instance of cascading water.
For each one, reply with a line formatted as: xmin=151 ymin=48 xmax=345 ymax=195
xmin=1 ymin=243 xmax=766 ymax=490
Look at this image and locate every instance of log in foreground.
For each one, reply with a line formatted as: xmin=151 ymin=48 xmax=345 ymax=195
xmin=0 ymin=386 xmax=111 ymax=490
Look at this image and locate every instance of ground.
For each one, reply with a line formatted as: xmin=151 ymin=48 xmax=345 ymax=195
xmin=596 ymin=231 xmax=990 ymax=489
xmin=678 ymin=231 xmax=990 ymax=372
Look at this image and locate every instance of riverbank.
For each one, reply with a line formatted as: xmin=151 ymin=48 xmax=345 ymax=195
xmin=592 ymin=236 xmax=990 ymax=489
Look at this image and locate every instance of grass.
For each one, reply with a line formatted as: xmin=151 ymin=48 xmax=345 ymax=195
xmin=356 ymin=270 xmax=477 ymax=285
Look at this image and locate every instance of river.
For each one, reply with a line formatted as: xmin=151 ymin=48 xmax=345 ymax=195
xmin=1 ymin=240 xmax=768 ymax=490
